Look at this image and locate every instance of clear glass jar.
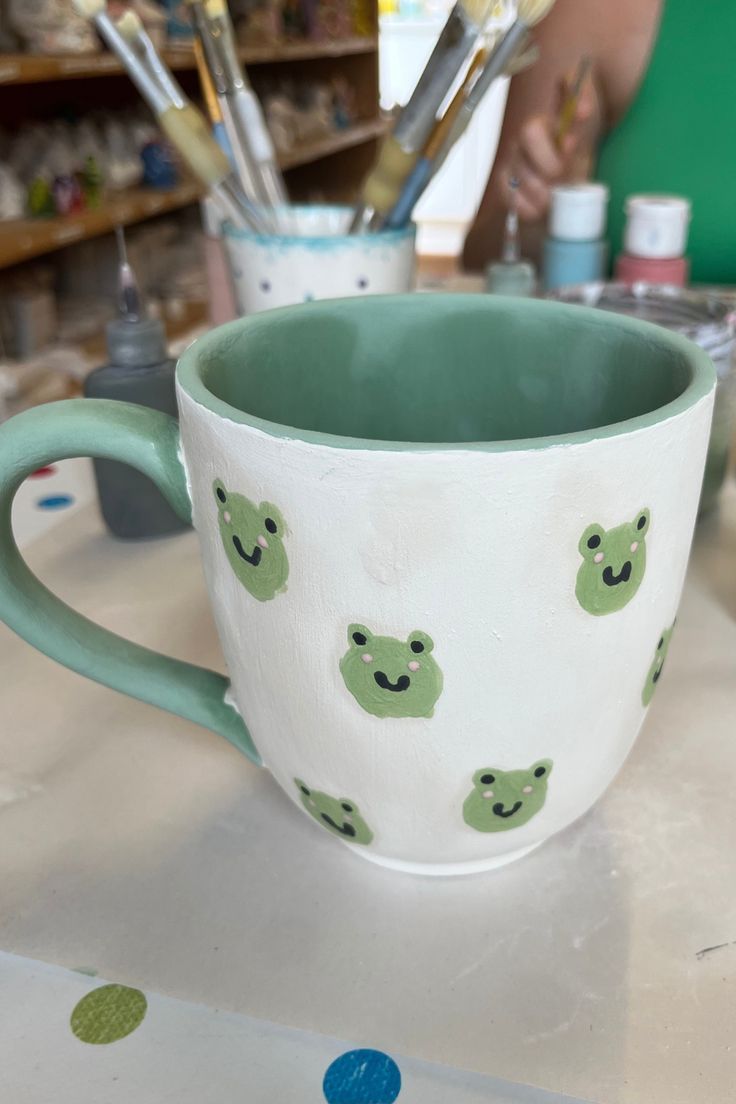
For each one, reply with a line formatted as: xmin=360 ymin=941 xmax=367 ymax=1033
xmin=547 ymin=282 xmax=735 ymax=516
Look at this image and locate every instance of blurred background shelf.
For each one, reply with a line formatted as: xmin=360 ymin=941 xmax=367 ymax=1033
xmin=0 ymin=116 xmax=385 ymax=270
xmin=0 ymin=38 xmax=378 ymax=85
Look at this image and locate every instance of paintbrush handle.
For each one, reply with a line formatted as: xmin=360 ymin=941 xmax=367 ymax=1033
xmin=466 ymin=18 xmax=528 ymax=110
xmin=392 ymin=0 xmax=488 ymax=152
xmin=384 ymin=158 xmax=432 ymax=229
xmin=93 ymin=12 xmax=170 ymax=115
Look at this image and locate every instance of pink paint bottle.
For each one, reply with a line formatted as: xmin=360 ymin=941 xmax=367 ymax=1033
xmin=615 ymin=195 xmax=691 ymax=286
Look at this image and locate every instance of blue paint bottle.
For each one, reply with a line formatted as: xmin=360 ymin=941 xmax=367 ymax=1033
xmin=543 ymin=183 xmax=609 ymax=291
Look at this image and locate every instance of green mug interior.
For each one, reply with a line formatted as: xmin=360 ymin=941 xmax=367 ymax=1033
xmin=179 ymin=294 xmax=714 ymax=449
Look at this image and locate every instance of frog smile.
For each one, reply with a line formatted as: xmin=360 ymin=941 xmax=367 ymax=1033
xmin=602 ymin=561 xmax=632 ymax=587
xmin=232 ymin=535 xmax=262 ymax=566
xmin=321 ymin=814 xmax=356 ymax=837
xmin=374 ymin=672 xmax=411 ymax=692
xmin=492 ymin=801 xmax=522 ymax=818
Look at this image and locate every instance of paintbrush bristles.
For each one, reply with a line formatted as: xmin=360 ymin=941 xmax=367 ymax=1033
xmin=517 ymin=0 xmax=557 ymax=27
xmin=462 ymin=0 xmax=499 ymax=28
xmin=115 ymin=10 xmax=142 ymax=40
xmin=71 ymin=0 xmax=107 ymax=17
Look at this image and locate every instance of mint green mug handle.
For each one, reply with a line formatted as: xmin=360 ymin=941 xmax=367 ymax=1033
xmin=0 ymin=398 xmax=260 ymax=765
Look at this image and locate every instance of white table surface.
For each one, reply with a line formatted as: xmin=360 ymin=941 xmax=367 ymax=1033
xmin=1 ymin=479 xmax=735 ymax=1104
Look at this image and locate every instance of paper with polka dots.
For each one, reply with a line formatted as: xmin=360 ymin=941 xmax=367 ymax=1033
xmin=0 ymin=952 xmax=592 ymax=1102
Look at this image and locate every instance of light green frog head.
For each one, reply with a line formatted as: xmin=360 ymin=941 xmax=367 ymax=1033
xmin=214 ymin=479 xmax=288 ymax=601
xmin=295 ymin=779 xmax=373 ymax=845
xmin=339 ymin=624 xmax=443 ymax=718
xmin=642 ymin=624 xmax=675 ymax=707
xmin=463 ymin=760 xmax=553 ymax=833
xmin=576 ymin=509 xmax=650 ymax=616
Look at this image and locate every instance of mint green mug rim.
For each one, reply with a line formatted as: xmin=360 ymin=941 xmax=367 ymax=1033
xmin=176 ymin=293 xmax=716 ymax=453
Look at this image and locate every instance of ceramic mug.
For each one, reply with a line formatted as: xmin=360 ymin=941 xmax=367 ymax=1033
xmin=222 ymin=205 xmax=416 ymax=314
xmin=0 ymin=296 xmax=715 ymax=875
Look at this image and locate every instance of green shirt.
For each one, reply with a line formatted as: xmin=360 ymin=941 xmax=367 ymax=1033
xmin=596 ymin=0 xmax=736 ymax=284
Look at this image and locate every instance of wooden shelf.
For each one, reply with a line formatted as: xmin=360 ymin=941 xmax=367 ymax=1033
xmin=241 ymin=36 xmax=377 ymax=64
xmin=0 ymin=38 xmax=377 ymax=86
xmin=279 ymin=117 xmax=386 ymax=169
xmin=0 ymin=181 xmax=203 ymax=269
xmin=0 ymin=119 xmax=384 ymax=268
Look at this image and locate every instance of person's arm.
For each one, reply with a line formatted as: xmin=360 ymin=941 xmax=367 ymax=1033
xmin=462 ymin=0 xmax=607 ymax=272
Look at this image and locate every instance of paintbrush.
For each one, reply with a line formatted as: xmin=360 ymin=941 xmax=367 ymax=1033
xmin=193 ymin=36 xmax=235 ymax=164
xmin=417 ymin=0 xmax=555 ymax=201
xmin=384 ymin=37 xmax=538 ymax=230
xmin=554 ymin=53 xmax=591 ymax=150
xmin=72 ymin=0 xmax=267 ymax=232
xmin=349 ymin=0 xmax=498 ymax=232
xmin=115 ymin=10 xmax=186 ymax=108
xmin=187 ymin=0 xmax=287 ymax=224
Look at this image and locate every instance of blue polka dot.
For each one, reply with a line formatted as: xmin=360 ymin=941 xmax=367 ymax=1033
xmin=37 ymin=494 xmax=74 ymax=510
xmin=323 ymin=1049 xmax=401 ymax=1104
xmin=303 ymin=292 xmax=314 ymax=301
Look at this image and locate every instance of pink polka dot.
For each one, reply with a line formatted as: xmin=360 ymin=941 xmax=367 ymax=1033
xmin=522 ymin=785 xmax=533 ymax=794
xmin=223 ymin=511 xmax=231 ymax=524
xmin=408 ymin=661 xmax=420 ymax=672
xmin=482 ymin=790 xmax=494 ymax=799
xmin=361 ymin=654 xmax=373 ymax=664
xmin=630 ymin=541 xmax=639 ymax=552
xmin=594 ymin=552 xmax=604 ymax=563
xmin=258 ymin=535 xmax=269 ymax=549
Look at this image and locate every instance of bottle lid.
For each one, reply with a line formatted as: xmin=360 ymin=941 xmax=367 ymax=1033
xmin=106 ymin=316 xmax=168 ymax=369
xmin=549 ymin=182 xmax=609 ymax=242
xmin=623 ymin=194 xmax=691 ymax=259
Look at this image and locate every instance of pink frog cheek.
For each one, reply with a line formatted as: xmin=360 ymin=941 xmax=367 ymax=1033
xmin=522 ymin=785 xmax=533 ymax=795
xmin=408 ymin=661 xmax=420 ymax=672
xmin=594 ymin=552 xmax=604 ymax=564
xmin=223 ymin=511 xmax=231 ymax=525
xmin=257 ymin=535 xmax=269 ymax=549
xmin=630 ymin=541 xmax=639 ymax=553
xmin=482 ymin=790 xmax=494 ymax=800
xmin=361 ymin=653 xmax=374 ymax=664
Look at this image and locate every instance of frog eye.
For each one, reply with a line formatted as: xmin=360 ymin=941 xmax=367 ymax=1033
xmin=265 ymin=517 xmax=277 ymax=534
xmin=480 ymin=773 xmax=495 ymax=785
xmin=214 ymin=481 xmax=227 ymax=504
xmin=634 ymin=508 xmax=651 ymax=536
xmin=579 ymin=523 xmax=605 ymax=558
xmin=341 ymin=802 xmax=353 ymax=813
xmin=348 ymin=623 xmax=372 ymax=647
xmin=408 ymin=630 xmax=434 ymax=654
xmin=297 ymin=780 xmax=310 ymax=796
xmin=657 ymin=636 xmax=664 ymax=650
xmin=533 ymin=765 xmax=547 ymax=778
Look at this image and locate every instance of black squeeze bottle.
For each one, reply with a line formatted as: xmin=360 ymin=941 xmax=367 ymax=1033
xmin=83 ymin=228 xmax=188 ymax=539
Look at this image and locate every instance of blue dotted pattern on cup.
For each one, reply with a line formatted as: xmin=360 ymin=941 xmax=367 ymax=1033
xmin=323 ymin=1049 xmax=401 ymax=1103
xmin=36 ymin=494 xmax=74 ymax=510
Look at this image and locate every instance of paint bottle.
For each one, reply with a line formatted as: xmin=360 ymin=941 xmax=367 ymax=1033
xmin=486 ymin=176 xmax=536 ymax=297
xmin=614 ymin=194 xmax=691 ymax=286
xmin=542 ymin=183 xmax=609 ymax=291
xmin=83 ymin=231 xmax=188 ymax=540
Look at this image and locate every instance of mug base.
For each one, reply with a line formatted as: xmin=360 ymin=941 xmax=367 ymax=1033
xmin=352 ymin=840 xmax=542 ymax=877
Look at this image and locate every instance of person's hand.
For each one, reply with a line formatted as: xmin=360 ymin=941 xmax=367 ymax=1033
xmin=509 ymin=68 xmax=597 ymax=221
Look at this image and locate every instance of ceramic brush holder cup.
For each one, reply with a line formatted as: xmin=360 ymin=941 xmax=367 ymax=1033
xmin=222 ymin=205 xmax=416 ymax=314
xmin=0 ymin=296 xmax=715 ymax=875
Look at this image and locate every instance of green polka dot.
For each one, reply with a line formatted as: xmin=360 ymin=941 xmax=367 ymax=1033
xmin=70 ymin=984 xmax=147 ymax=1045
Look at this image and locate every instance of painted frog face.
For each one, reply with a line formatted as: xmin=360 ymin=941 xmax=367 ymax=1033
xmin=214 ymin=480 xmax=288 ymax=601
xmin=463 ymin=760 xmax=552 ymax=833
xmin=576 ymin=510 xmax=650 ymax=616
xmin=339 ymin=624 xmax=443 ymax=718
xmin=295 ymin=779 xmax=373 ymax=845
xmin=642 ymin=624 xmax=674 ymax=706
